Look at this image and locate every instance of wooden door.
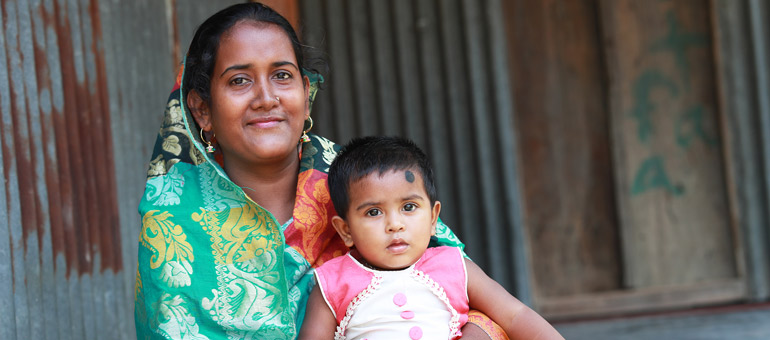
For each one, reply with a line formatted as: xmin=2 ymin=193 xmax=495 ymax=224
xmin=504 ymin=0 xmax=745 ymax=319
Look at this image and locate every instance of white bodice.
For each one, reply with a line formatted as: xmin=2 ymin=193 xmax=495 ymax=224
xmin=340 ymin=259 xmax=454 ymax=340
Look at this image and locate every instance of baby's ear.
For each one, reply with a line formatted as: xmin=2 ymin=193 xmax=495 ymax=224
xmin=430 ymin=201 xmax=441 ymax=236
xmin=331 ymin=216 xmax=355 ymax=247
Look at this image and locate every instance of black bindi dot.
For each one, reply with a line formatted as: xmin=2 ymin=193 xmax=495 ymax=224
xmin=405 ymin=170 xmax=415 ymax=183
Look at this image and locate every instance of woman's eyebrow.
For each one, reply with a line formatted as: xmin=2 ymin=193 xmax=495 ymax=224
xmin=220 ymin=63 xmax=251 ymax=77
xmin=273 ymin=60 xmax=299 ymax=70
xmin=219 ymin=61 xmax=299 ymax=78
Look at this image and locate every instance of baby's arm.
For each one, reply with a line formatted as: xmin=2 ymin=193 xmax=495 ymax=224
xmin=298 ymin=284 xmax=337 ymax=340
xmin=465 ymin=259 xmax=564 ymax=340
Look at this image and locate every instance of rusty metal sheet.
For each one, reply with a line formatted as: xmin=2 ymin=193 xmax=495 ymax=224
xmin=3 ymin=2 xmax=36 ymax=340
xmin=101 ymin=1 xmax=174 ymax=336
xmin=1 ymin=0 xmax=130 ymax=338
xmin=0 ymin=0 xmax=269 ymax=339
xmin=17 ymin=0 xmax=55 ymax=337
xmin=0 ymin=3 xmax=19 ymax=340
xmin=29 ymin=0 xmax=67 ymax=338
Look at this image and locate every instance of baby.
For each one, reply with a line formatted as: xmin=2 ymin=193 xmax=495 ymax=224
xmin=299 ymin=136 xmax=563 ymax=340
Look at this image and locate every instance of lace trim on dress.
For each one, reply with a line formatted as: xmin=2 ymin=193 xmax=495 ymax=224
xmin=411 ymin=268 xmax=462 ymax=338
xmin=334 ymin=273 xmax=383 ymax=340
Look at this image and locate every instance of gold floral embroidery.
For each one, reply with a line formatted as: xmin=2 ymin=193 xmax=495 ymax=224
xmin=188 ymin=145 xmax=206 ymax=166
xmin=193 ymin=205 xmax=279 ymax=265
xmin=159 ymin=99 xmax=186 ymax=136
xmin=163 ymin=99 xmax=184 ymax=127
xmin=317 ymin=136 xmax=338 ymax=168
xmin=163 ymin=135 xmax=183 ymax=156
xmin=135 ymin=267 xmax=144 ymax=301
xmin=286 ymin=171 xmax=347 ymax=266
xmin=140 ymin=210 xmax=195 ymax=269
xmin=148 ymin=155 xmax=167 ymax=177
xmin=194 ymin=205 xmax=286 ymax=332
xmin=312 ymin=177 xmax=331 ymax=203
xmin=294 ymin=204 xmax=320 ymax=227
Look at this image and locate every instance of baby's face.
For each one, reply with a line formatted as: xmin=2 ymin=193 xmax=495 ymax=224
xmin=341 ymin=169 xmax=440 ymax=270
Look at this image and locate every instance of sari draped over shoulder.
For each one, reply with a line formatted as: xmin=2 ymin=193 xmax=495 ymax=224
xmin=134 ymin=71 xmax=465 ymax=339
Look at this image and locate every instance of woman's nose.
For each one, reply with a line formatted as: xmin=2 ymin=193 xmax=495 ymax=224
xmin=249 ymin=81 xmax=279 ymax=110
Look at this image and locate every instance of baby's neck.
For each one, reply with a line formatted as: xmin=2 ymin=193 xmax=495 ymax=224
xmin=349 ymin=249 xmax=417 ymax=271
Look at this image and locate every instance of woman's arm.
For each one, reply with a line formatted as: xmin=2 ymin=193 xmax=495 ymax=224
xmin=297 ymin=285 xmax=337 ymax=340
xmin=465 ymin=259 xmax=565 ymax=340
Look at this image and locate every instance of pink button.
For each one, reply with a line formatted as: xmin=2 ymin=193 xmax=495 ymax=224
xmin=393 ymin=292 xmax=407 ymax=306
xmin=401 ymin=310 xmax=415 ymax=319
xmin=409 ymin=326 xmax=423 ymax=339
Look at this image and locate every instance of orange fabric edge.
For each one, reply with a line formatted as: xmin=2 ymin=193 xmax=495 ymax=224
xmin=467 ymin=310 xmax=510 ymax=340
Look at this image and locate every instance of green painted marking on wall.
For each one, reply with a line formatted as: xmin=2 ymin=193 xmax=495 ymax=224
xmin=649 ymin=11 xmax=709 ymax=87
xmin=631 ymin=156 xmax=684 ymax=196
xmin=676 ymin=105 xmax=719 ymax=148
xmin=630 ymin=70 xmax=679 ymax=143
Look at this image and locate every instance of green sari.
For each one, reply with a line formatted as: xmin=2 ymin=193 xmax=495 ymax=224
xmin=134 ymin=72 xmax=465 ymax=339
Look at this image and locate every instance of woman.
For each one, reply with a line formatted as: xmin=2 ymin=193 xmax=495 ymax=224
xmin=135 ymin=3 xmax=505 ymax=339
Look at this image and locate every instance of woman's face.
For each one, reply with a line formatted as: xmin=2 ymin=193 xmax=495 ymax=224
xmin=197 ymin=21 xmax=309 ymax=169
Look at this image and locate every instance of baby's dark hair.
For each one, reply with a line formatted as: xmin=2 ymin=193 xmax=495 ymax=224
xmin=328 ymin=136 xmax=437 ymax=219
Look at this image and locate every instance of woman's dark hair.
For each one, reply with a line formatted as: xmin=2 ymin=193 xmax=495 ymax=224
xmin=328 ymin=136 xmax=438 ymax=220
xmin=182 ymin=2 xmax=319 ymax=106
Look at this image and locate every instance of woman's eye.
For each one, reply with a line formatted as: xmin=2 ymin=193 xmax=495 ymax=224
xmin=275 ymin=71 xmax=291 ymax=80
xmin=230 ymin=77 xmax=249 ymax=86
xmin=366 ymin=209 xmax=381 ymax=217
xmin=403 ymin=203 xmax=417 ymax=212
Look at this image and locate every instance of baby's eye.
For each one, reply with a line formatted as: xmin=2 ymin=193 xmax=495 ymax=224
xmin=366 ymin=209 xmax=381 ymax=217
xmin=403 ymin=203 xmax=417 ymax=212
xmin=274 ymin=71 xmax=291 ymax=80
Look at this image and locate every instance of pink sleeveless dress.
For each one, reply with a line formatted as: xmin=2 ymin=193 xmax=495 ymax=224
xmin=314 ymin=246 xmax=470 ymax=340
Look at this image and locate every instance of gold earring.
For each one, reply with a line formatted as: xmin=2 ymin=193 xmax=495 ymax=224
xmin=300 ymin=116 xmax=313 ymax=143
xmin=200 ymin=129 xmax=215 ymax=153
xmin=275 ymin=96 xmax=280 ymax=103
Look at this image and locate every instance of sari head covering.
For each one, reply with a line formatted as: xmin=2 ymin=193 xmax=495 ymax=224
xmin=134 ymin=4 xmax=465 ymax=339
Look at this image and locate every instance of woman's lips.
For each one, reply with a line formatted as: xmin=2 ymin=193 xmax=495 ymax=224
xmin=247 ymin=116 xmax=283 ymax=128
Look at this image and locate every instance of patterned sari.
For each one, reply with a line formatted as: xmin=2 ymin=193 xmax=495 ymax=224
xmin=134 ymin=72 xmax=467 ymax=339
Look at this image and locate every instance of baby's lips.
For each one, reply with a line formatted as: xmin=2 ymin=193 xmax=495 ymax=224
xmin=387 ymin=239 xmax=409 ymax=253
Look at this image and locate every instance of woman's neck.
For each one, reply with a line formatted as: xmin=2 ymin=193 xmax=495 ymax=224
xmin=224 ymin=155 xmax=300 ymax=225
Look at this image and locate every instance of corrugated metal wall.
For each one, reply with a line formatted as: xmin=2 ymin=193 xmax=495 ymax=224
xmin=713 ymin=0 xmax=770 ymax=301
xmin=1 ymin=0 xmax=128 ymax=339
xmin=104 ymin=1 xmax=175 ymax=338
xmin=0 ymin=0 xmax=243 ymax=339
xmin=299 ymin=0 xmax=532 ymax=299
